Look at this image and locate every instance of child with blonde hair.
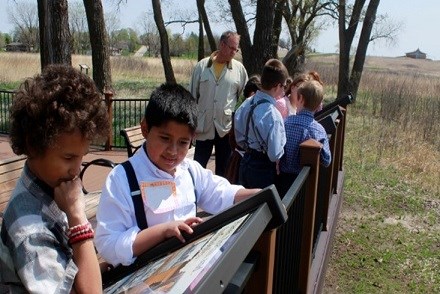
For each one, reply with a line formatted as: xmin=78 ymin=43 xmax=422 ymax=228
xmin=275 ymin=79 xmax=331 ymax=197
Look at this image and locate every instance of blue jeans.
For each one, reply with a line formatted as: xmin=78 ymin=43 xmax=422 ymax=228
xmin=194 ymin=131 xmax=231 ymax=177
xmin=239 ymin=151 xmax=276 ymax=189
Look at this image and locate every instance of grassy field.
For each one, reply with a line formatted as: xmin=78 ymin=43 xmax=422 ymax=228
xmin=306 ymin=56 xmax=440 ymax=293
xmin=1 ymin=52 xmax=439 ymax=292
xmin=0 ymin=53 xmax=195 ymax=97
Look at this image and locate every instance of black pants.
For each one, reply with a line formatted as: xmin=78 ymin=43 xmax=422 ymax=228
xmin=239 ymin=150 xmax=276 ymax=189
xmin=275 ymin=172 xmax=299 ymax=199
xmin=194 ymin=130 xmax=231 ymax=177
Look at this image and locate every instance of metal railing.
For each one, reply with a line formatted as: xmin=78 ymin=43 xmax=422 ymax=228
xmin=103 ymin=92 xmax=148 ymax=149
xmin=0 ymin=90 xmax=15 ymax=134
xmin=0 ymin=90 xmax=148 ymax=149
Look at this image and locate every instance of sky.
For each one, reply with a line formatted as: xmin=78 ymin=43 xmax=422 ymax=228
xmin=1 ymin=0 xmax=439 ymax=60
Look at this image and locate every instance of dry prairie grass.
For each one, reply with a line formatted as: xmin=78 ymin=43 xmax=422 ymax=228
xmin=0 ymin=53 xmax=196 ymax=86
xmin=307 ymin=56 xmax=440 ymax=293
xmin=0 ymin=53 xmax=41 ymax=83
xmin=309 ymin=54 xmax=440 ymax=77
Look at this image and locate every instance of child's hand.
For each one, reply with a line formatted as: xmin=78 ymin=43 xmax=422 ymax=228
xmin=54 ymin=177 xmax=87 ymax=224
xmin=163 ymin=217 xmax=203 ymax=243
xmin=184 ymin=217 xmax=203 ymax=227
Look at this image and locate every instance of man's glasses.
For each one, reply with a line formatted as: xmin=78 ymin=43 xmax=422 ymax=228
xmin=223 ymin=41 xmax=239 ymax=53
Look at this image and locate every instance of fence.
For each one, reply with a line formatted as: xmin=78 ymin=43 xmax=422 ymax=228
xmin=0 ymin=90 xmax=148 ymax=149
xmin=0 ymin=90 xmax=14 ymax=134
xmin=244 ymin=95 xmax=352 ymax=293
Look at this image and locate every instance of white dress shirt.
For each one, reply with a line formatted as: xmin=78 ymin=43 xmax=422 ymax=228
xmin=94 ymin=146 xmax=242 ymax=266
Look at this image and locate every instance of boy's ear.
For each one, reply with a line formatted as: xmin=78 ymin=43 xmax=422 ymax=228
xmin=140 ymin=118 xmax=149 ymax=138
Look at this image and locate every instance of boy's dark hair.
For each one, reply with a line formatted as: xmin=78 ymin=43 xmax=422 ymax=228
xmin=297 ymin=80 xmax=324 ymax=111
xmin=260 ymin=59 xmax=289 ymax=90
xmin=144 ymin=83 xmax=197 ymax=132
xmin=243 ymin=74 xmax=261 ymax=98
xmin=9 ymin=64 xmax=110 ymax=157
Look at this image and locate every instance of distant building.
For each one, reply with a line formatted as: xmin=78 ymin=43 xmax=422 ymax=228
xmin=5 ymin=42 xmax=29 ymax=52
xmin=405 ymin=48 xmax=427 ymax=59
xmin=109 ymin=46 xmax=123 ymax=56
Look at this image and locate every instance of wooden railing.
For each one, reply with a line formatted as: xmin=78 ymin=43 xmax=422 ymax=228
xmin=243 ymin=95 xmax=352 ymax=293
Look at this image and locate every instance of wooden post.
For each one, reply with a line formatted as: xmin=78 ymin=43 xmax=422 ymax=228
xmin=298 ymin=139 xmax=321 ymax=294
xmin=104 ymin=91 xmax=113 ymax=151
xmin=244 ymin=229 xmax=277 ymax=293
xmin=320 ymin=122 xmax=338 ymax=231
xmin=332 ymin=107 xmax=346 ymax=194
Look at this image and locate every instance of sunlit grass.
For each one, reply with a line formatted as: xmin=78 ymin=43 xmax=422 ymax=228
xmin=0 ymin=52 xmax=196 ymax=95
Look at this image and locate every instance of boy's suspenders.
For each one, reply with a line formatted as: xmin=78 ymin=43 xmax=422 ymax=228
xmin=244 ymin=99 xmax=270 ymax=151
xmin=121 ymin=160 xmax=198 ymax=231
xmin=121 ymin=161 xmax=148 ymax=230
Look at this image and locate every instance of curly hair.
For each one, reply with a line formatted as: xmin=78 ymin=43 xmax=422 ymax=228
xmin=9 ymin=64 xmax=110 ymax=156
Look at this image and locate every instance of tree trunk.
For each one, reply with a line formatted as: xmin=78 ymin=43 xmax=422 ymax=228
xmin=83 ymin=0 xmax=113 ymax=93
xmin=229 ymin=0 xmax=275 ymax=75
xmin=197 ymin=13 xmax=204 ymax=61
xmin=271 ymin=0 xmax=285 ymax=58
xmin=281 ymin=0 xmax=331 ymax=76
xmin=282 ymin=44 xmax=306 ymax=76
xmin=38 ymin=0 xmax=71 ymax=70
xmin=350 ymin=0 xmax=380 ymax=98
xmin=152 ymin=0 xmax=176 ymax=84
xmin=337 ymin=0 xmax=351 ymax=98
xmin=196 ymin=0 xmax=216 ymax=52
xmin=38 ymin=0 xmax=50 ymax=71
xmin=337 ymin=0 xmax=368 ymax=99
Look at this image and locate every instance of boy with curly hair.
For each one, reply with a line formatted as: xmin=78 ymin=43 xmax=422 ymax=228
xmin=0 ymin=64 xmax=109 ymax=293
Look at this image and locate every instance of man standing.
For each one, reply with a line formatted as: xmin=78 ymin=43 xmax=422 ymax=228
xmin=189 ymin=31 xmax=248 ymax=177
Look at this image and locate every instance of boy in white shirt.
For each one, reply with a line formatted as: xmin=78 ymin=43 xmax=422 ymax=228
xmin=95 ymin=83 xmax=260 ymax=267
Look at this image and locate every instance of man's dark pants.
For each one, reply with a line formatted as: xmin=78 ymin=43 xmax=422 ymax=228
xmin=194 ymin=131 xmax=231 ymax=177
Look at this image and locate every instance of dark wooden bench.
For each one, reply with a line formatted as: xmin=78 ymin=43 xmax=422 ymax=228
xmin=0 ymin=155 xmax=115 ymax=228
xmin=0 ymin=155 xmax=27 ymax=220
xmin=120 ymin=125 xmax=144 ymax=157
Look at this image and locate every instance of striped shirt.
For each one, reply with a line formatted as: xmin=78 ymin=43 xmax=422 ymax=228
xmin=0 ymin=164 xmax=77 ymax=293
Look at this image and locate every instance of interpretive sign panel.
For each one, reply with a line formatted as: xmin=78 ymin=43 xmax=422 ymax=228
xmin=102 ymin=185 xmax=287 ymax=293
